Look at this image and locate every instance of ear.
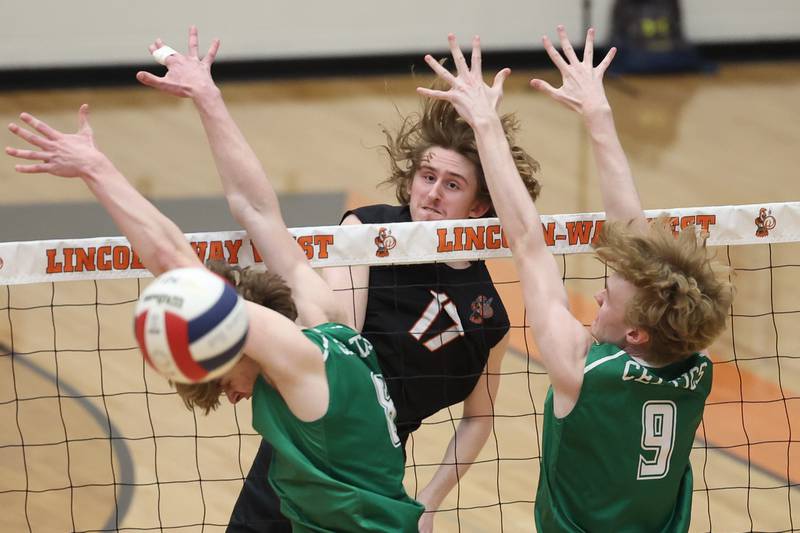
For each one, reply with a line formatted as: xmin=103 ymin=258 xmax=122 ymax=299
xmin=468 ymin=198 xmax=491 ymax=218
xmin=625 ymin=327 xmax=650 ymax=347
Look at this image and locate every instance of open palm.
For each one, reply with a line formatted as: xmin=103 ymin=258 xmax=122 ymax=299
xmin=530 ymin=26 xmax=616 ymax=116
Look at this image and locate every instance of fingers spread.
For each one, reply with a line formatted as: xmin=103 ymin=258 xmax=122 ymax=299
xmin=5 ymin=146 xmax=52 ymax=161
xmin=583 ymin=27 xmax=595 ymax=65
xmin=448 ymin=34 xmax=470 ymax=76
xmin=423 ymin=54 xmax=456 ymax=85
xmin=78 ymin=104 xmax=92 ymax=133
xmin=597 ymin=47 xmax=617 ymax=75
xmin=8 ymin=122 xmax=53 ymax=149
xmin=19 ymin=113 xmax=61 ymax=140
xmin=188 ymin=25 xmax=199 ymax=58
xmin=542 ymin=35 xmax=569 ymax=74
xmin=529 ymin=78 xmax=558 ymax=96
xmin=416 ymin=87 xmax=450 ymax=101
xmin=136 ymin=71 xmax=164 ymax=88
xmin=492 ymin=68 xmax=511 ymax=90
xmin=470 ymin=35 xmax=482 ymax=76
xmin=14 ymin=163 xmax=55 ymax=174
xmin=204 ymin=38 xmax=221 ymax=65
xmin=557 ymin=25 xmax=579 ymax=64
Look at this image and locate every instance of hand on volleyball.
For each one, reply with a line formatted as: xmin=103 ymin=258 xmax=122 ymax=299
xmin=417 ymin=34 xmax=510 ymax=129
xmin=530 ymin=26 xmax=616 ymax=116
xmin=6 ymin=104 xmax=107 ymax=179
xmin=136 ymin=25 xmax=220 ymax=99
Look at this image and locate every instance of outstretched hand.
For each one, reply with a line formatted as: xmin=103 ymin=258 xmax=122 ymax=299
xmin=417 ymin=34 xmax=510 ymax=128
xmin=136 ymin=25 xmax=220 ymax=98
xmin=6 ymin=105 xmax=108 ymax=179
xmin=530 ymin=26 xmax=616 ymax=115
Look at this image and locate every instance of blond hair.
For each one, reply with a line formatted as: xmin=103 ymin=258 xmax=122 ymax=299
xmin=380 ymin=94 xmax=541 ymax=216
xmin=173 ymin=262 xmax=298 ymax=414
xmin=593 ymin=219 xmax=734 ymax=364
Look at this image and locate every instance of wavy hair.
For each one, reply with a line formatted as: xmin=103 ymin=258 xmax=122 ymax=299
xmin=173 ymin=262 xmax=297 ymax=414
xmin=380 ymin=93 xmax=541 ymax=216
xmin=593 ymin=219 xmax=734 ymax=364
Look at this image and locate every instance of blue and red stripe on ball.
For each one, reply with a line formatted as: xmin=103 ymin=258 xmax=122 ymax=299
xmin=135 ymin=281 xmax=247 ymax=381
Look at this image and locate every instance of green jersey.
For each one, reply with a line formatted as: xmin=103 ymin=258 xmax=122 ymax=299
xmin=251 ymin=322 xmax=423 ymax=532
xmin=535 ymin=343 xmax=712 ymax=532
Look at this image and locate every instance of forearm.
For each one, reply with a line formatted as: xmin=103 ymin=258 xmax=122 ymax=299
xmin=191 ymin=88 xmax=281 ymax=222
xmin=583 ymin=107 xmax=645 ymax=225
xmin=418 ymin=416 xmax=492 ymax=510
xmin=472 ymin=117 xmax=568 ymax=307
xmin=83 ymin=159 xmax=199 ymax=275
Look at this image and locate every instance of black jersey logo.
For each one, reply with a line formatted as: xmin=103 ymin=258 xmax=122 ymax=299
xmin=409 ymin=290 xmax=465 ymax=351
xmin=469 ymin=295 xmax=495 ymax=324
xmin=754 ymin=207 xmax=776 ymax=238
xmin=374 ymin=227 xmax=397 ymax=257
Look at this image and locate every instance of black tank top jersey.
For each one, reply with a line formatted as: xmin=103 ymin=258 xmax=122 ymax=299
xmin=344 ymin=205 xmax=510 ymax=444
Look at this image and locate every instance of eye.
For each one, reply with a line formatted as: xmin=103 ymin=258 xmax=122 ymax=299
xmin=447 ymin=181 xmax=461 ymax=191
xmin=423 ymin=174 xmax=435 ymax=182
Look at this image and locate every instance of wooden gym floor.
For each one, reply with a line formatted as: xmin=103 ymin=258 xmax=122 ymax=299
xmin=1 ymin=60 xmax=799 ymax=532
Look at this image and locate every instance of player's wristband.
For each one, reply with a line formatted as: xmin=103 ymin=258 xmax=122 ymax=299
xmin=152 ymin=46 xmax=178 ymax=66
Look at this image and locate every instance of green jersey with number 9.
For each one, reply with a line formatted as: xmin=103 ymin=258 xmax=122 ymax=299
xmin=251 ymin=322 xmax=423 ymax=532
xmin=535 ymin=342 xmax=712 ymax=532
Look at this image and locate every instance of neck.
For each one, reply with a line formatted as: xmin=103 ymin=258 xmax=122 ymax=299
xmin=623 ymin=344 xmax=675 ymax=368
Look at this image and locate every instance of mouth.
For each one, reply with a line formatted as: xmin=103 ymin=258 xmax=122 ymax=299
xmin=421 ymin=206 xmax=443 ymax=216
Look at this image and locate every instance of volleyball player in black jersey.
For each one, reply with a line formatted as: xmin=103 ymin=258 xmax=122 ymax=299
xmin=135 ymin=27 xmax=540 ymax=532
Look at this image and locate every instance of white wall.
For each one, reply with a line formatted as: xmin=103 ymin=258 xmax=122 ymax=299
xmin=1 ymin=0 xmax=798 ymax=69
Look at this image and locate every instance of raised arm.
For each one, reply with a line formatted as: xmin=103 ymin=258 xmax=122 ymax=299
xmin=136 ymin=27 xmax=343 ymax=327
xmin=5 ymin=106 xmax=200 ymax=275
xmin=532 ymin=26 xmax=645 ymax=228
xmin=417 ymin=35 xmax=591 ymax=415
xmin=5 ymin=106 xmax=331 ymax=420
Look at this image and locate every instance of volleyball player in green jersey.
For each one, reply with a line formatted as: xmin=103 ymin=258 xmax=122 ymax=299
xmin=418 ymin=27 xmax=733 ymax=531
xmin=7 ymin=111 xmax=423 ymax=531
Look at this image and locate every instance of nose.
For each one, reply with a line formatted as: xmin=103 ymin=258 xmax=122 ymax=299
xmin=225 ymin=389 xmax=240 ymax=404
xmin=425 ymin=179 xmax=444 ymax=201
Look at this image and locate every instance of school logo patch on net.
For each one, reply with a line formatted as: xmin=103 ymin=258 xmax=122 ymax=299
xmin=374 ymin=227 xmax=397 ymax=257
xmin=754 ymin=207 xmax=776 ymax=238
xmin=469 ymin=295 xmax=495 ymax=324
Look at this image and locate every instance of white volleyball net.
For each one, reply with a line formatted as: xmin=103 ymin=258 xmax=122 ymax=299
xmin=1 ymin=201 xmax=799 ymax=532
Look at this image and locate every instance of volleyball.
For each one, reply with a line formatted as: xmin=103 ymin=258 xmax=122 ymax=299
xmin=134 ymin=267 xmax=249 ymax=384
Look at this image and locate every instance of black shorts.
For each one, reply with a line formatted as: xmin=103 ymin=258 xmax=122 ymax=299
xmin=227 ymin=440 xmax=291 ymax=533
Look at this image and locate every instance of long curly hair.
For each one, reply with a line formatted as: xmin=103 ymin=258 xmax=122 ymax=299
xmin=173 ymin=262 xmax=298 ymax=414
xmin=380 ymin=93 xmax=541 ymax=216
xmin=593 ymin=219 xmax=734 ymax=364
